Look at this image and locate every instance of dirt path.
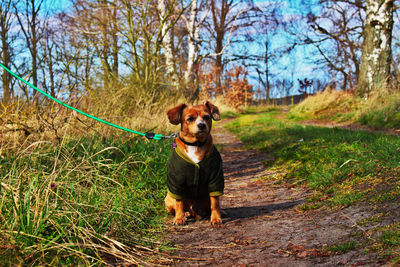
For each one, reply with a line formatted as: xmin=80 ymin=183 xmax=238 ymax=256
xmin=167 ymin=119 xmax=380 ymax=266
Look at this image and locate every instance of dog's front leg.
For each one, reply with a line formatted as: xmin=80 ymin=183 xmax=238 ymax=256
xmin=210 ymin=196 xmax=222 ymax=227
xmin=173 ymin=199 xmax=186 ymax=225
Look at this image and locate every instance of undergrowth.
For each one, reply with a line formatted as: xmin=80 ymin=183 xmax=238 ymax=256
xmin=226 ymin=110 xmax=400 ymax=263
xmin=288 ymin=89 xmax=400 ymax=130
xmin=0 ymin=134 xmax=173 ymax=265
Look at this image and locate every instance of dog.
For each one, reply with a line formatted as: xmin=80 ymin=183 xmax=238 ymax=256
xmin=164 ymin=101 xmax=224 ymax=227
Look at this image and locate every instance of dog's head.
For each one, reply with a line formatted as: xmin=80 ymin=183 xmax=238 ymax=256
xmin=167 ymin=102 xmax=221 ymax=141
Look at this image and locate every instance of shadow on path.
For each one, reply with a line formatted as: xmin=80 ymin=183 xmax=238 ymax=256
xmin=223 ymin=200 xmax=304 ymax=221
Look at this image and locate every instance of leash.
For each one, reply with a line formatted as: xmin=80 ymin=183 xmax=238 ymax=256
xmin=0 ymin=62 xmax=176 ymax=140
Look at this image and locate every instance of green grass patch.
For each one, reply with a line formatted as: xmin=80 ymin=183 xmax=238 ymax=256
xmin=358 ymin=96 xmax=400 ymax=129
xmin=369 ymin=222 xmax=400 ymax=264
xmin=0 ymin=135 xmax=172 ymax=265
xmin=226 ymin=111 xmax=400 ymax=208
xmin=221 ymin=110 xmax=240 ymax=119
xmin=226 ymin=109 xmax=400 ymax=260
xmin=328 ymin=241 xmax=357 ymax=254
xmin=243 ymin=105 xmax=284 ymax=115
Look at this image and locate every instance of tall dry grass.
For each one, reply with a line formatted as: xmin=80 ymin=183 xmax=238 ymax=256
xmin=288 ymin=87 xmax=400 ymax=129
xmin=0 ymin=88 xmax=182 ymax=265
xmin=288 ymin=88 xmax=356 ymax=122
xmin=0 ymin=88 xmax=180 ymax=152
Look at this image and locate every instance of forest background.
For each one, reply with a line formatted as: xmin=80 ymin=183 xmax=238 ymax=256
xmin=2 ymin=0 xmax=399 ymax=111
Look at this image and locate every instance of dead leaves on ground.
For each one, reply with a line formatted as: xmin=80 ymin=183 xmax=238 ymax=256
xmin=278 ymin=242 xmax=331 ymax=258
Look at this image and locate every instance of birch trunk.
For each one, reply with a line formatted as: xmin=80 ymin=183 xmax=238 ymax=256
xmin=357 ymin=0 xmax=394 ymax=97
xmin=184 ymin=0 xmax=201 ymax=86
xmin=157 ymin=0 xmax=178 ymax=89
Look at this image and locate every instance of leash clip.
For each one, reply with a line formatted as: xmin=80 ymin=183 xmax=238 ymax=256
xmin=145 ymin=133 xmax=156 ymax=140
xmin=162 ymin=132 xmax=178 ymax=139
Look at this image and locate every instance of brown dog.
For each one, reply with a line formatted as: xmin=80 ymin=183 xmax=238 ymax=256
xmin=165 ymin=101 xmax=224 ymax=227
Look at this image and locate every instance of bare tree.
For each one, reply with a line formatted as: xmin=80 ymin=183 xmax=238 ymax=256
xmin=296 ymin=0 xmax=364 ymax=90
xmin=14 ymin=0 xmax=46 ymax=101
xmin=204 ymin=0 xmax=256 ymax=88
xmin=58 ymin=8 xmax=96 ymax=93
xmin=253 ymin=2 xmax=281 ymax=102
xmin=119 ymin=0 xmax=187 ymax=96
xmin=69 ymin=0 xmax=120 ymax=86
xmin=40 ymin=20 xmax=57 ymax=97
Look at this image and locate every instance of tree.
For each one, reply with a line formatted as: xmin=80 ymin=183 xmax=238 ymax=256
xmin=253 ymin=1 xmax=281 ymax=102
xmin=225 ymin=66 xmax=254 ymax=108
xmin=70 ymin=0 xmax=121 ymax=86
xmin=357 ymin=0 xmax=394 ymax=97
xmin=183 ymin=0 xmax=208 ymax=90
xmin=120 ymin=0 xmax=167 ymax=93
xmin=157 ymin=0 xmax=181 ymax=89
xmin=296 ymin=0 xmax=364 ymax=90
xmin=40 ymin=20 xmax=58 ymax=97
xmin=204 ymin=0 xmax=255 ymax=88
xmin=14 ymin=0 xmax=46 ymax=101
xmin=0 ymin=0 xmax=16 ymax=104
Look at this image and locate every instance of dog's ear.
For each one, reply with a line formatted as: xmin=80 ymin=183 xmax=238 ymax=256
xmin=205 ymin=101 xmax=221 ymax=121
xmin=167 ymin=104 xmax=187 ymax=125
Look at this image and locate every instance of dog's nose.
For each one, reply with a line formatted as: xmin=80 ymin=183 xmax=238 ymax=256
xmin=198 ymin=123 xmax=206 ymax=130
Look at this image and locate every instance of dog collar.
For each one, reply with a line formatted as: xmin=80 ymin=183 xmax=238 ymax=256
xmin=178 ymin=135 xmax=208 ymax=147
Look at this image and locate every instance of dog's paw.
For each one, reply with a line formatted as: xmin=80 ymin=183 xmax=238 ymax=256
xmin=210 ymin=217 xmax=222 ymax=228
xmin=173 ymin=217 xmax=186 ymax=226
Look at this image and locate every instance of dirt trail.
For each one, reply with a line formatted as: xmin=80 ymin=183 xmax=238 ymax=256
xmin=167 ymin=119 xmax=379 ymax=266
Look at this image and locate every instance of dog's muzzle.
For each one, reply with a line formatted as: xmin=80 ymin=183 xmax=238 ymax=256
xmin=197 ymin=122 xmax=207 ymax=131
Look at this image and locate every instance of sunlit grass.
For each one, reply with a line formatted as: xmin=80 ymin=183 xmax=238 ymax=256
xmin=0 ymin=135 xmax=173 ymax=265
xmin=288 ymin=89 xmax=400 ymax=130
xmin=226 ymin=110 xmax=400 ymax=261
xmin=226 ymin=111 xmax=400 ymax=206
xmin=288 ymin=89 xmax=356 ymax=122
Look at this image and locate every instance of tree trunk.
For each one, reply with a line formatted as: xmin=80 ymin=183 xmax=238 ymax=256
xmin=211 ymin=0 xmax=229 ymax=90
xmin=111 ymin=2 xmax=119 ymax=80
xmin=357 ymin=0 xmax=394 ymax=97
xmin=0 ymin=3 xmax=11 ymax=104
xmin=1 ymin=53 xmax=11 ymax=104
xmin=264 ymin=36 xmax=270 ymax=103
xmin=157 ymin=0 xmax=178 ymax=89
xmin=184 ymin=0 xmax=204 ymax=88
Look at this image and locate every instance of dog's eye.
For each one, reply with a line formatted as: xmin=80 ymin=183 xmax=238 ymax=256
xmin=203 ymin=115 xmax=211 ymax=121
xmin=187 ymin=116 xmax=195 ymax=122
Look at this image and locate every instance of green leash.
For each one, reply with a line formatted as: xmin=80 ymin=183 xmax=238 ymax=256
xmin=0 ymin=62 xmax=172 ymax=140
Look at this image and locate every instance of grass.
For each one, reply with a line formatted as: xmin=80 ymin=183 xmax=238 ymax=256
xmin=225 ymin=109 xmax=400 ymax=262
xmin=225 ymin=110 xmax=400 ymax=206
xmin=0 ymin=91 xmax=239 ymax=265
xmin=328 ymin=241 xmax=357 ymax=254
xmin=1 ymin=87 xmax=399 ymax=264
xmin=287 ymin=89 xmax=356 ymax=122
xmin=288 ymin=89 xmax=400 ymax=130
xmin=358 ymin=92 xmax=400 ymax=129
xmin=0 ymin=134 xmax=173 ymax=265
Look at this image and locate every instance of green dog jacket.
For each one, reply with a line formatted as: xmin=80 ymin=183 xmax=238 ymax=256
xmin=167 ymin=145 xmax=224 ymax=200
